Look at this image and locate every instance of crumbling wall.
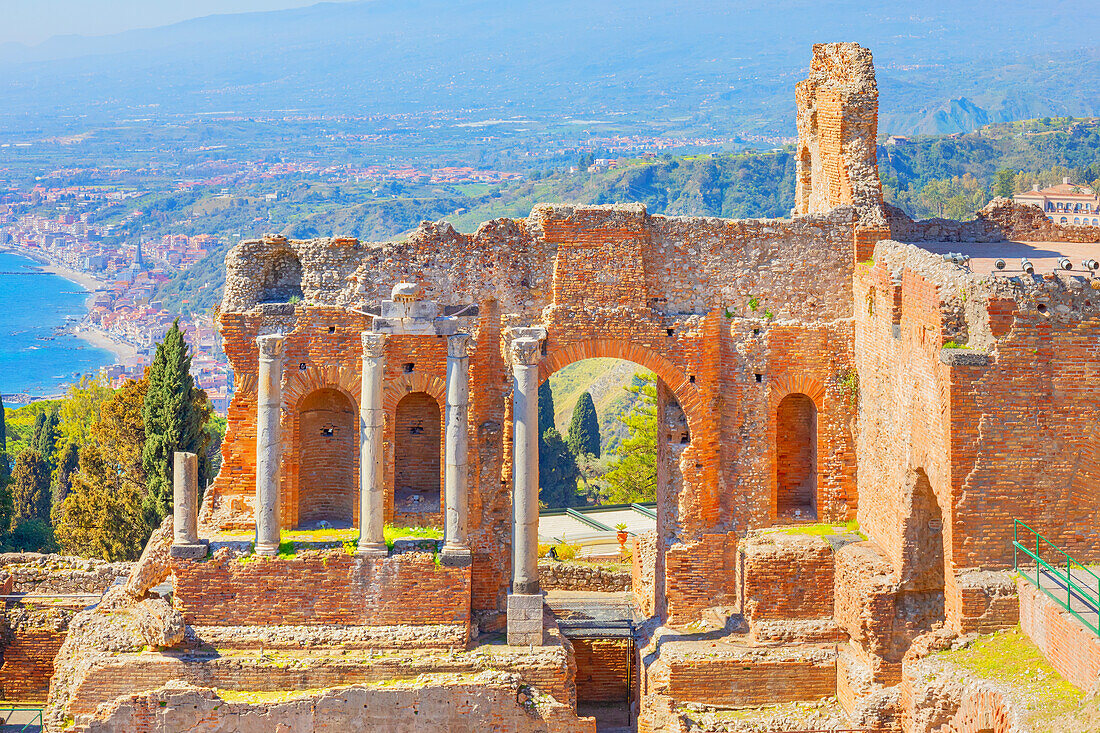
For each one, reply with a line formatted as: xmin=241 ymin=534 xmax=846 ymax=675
xmin=66 ymin=676 xmax=595 ymax=733
xmin=538 ymin=561 xmax=631 ymax=593
xmin=172 ymin=546 xmax=470 ymax=630
xmin=888 ymin=198 xmax=1100 ymax=244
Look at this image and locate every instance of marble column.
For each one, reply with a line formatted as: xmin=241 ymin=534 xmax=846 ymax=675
xmin=255 ymin=334 xmax=284 ymax=557
xmin=442 ymin=333 xmax=472 ymax=566
xmin=357 ymin=332 xmax=389 ymax=557
xmin=507 ymin=336 xmax=543 ymax=645
xmin=170 ymin=451 xmax=207 ymax=559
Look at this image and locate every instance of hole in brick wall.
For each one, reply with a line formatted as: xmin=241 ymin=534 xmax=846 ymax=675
xmin=666 ymin=328 xmax=674 ymax=337
xmin=755 ymin=373 xmax=763 ymax=383
xmin=328 ymin=325 xmax=336 ymax=334
xmin=320 ymin=426 xmax=335 ymax=437
xmin=753 ymin=328 xmax=760 ymax=336
xmin=680 ymin=432 xmax=690 ymax=444
xmin=689 ymin=375 xmax=695 ymax=383
xmin=299 ymin=362 xmax=307 ymax=371
xmin=403 ymin=362 xmax=415 ymax=373
xmin=1037 ymin=303 xmax=1048 ymax=314
xmin=541 ymin=341 xmax=548 ymax=356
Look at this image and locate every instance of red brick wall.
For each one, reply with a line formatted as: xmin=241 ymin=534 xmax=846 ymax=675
xmin=1018 ymin=579 xmax=1100 ymax=694
xmin=665 ymin=652 xmax=836 ymax=707
xmin=775 ymin=394 xmax=817 ymax=517
xmin=572 ymin=638 xmax=632 ymax=702
xmin=740 ymin=533 xmax=834 ymax=621
xmin=664 ymin=533 xmax=736 ymax=625
xmin=172 ymin=551 xmax=470 ymax=628
xmin=0 ymin=627 xmax=66 ymax=702
xmin=297 ymin=387 xmax=358 ymax=527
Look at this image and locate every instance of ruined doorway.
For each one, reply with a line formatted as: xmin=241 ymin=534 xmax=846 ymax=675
xmin=393 ymin=391 xmax=443 ymax=522
xmin=297 ymin=388 xmax=357 ymax=528
xmin=776 ymin=393 xmax=818 ymax=520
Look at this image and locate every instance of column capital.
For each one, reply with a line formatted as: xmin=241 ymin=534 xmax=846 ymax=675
xmin=361 ymin=331 xmax=387 ymax=358
xmin=510 ymin=337 xmax=541 ymax=367
xmin=257 ymin=333 xmax=285 ymax=360
xmin=447 ymin=332 xmax=472 ymax=358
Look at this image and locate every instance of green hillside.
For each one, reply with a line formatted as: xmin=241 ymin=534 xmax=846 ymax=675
xmin=548 ymin=359 xmax=654 ymax=453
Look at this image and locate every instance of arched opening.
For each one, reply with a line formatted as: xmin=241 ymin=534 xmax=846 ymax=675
xmin=393 ymin=391 xmax=443 ymax=519
xmin=897 ymin=467 xmax=947 ymax=630
xmin=775 ymin=393 xmax=817 ymax=520
xmin=257 ymin=246 xmax=303 ymax=303
xmin=297 ymin=388 xmax=357 ymax=528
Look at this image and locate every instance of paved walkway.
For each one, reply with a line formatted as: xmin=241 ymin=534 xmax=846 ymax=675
xmin=1031 ymin=564 xmax=1100 ymax=634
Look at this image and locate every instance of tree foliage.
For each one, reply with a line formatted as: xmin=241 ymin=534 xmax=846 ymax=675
xmin=538 ymin=427 xmax=579 ymax=509
xmin=566 ymin=391 xmax=601 ymax=458
xmin=52 ymin=440 xmax=80 ymax=508
xmin=58 ymin=374 xmax=113 ymax=447
xmin=55 ymin=379 xmax=151 ymax=561
xmin=31 ymin=410 xmax=60 ymax=468
xmin=599 ymin=374 xmax=658 ymax=504
xmin=538 ymin=381 xmax=555 ymax=437
xmin=11 ymin=449 xmax=51 ymax=522
xmin=141 ymin=320 xmax=212 ymax=526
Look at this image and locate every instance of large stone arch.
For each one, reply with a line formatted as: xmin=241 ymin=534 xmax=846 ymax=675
xmin=538 ymin=338 xmax=703 ymax=437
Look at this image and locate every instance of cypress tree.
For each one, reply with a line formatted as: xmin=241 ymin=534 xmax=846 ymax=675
xmin=53 ymin=440 xmax=80 ymax=509
xmin=142 ymin=320 xmax=212 ymax=525
xmin=11 ymin=449 xmax=50 ymax=522
xmin=33 ymin=410 xmax=59 ymax=468
xmin=538 ymin=381 xmax=556 ymax=437
xmin=566 ymin=391 xmax=601 ymax=458
xmin=538 ymin=428 xmax=579 ymax=509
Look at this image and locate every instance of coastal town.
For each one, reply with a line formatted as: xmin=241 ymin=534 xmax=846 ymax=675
xmin=0 ymin=206 xmax=233 ymax=412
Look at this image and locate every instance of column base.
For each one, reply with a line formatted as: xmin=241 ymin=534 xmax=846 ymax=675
xmin=169 ymin=541 xmax=208 ymax=560
xmin=254 ymin=541 xmax=280 ymax=557
xmin=356 ymin=541 xmax=389 ymax=558
xmin=507 ymin=593 xmax=544 ymax=646
xmin=440 ymin=546 xmax=472 ymax=567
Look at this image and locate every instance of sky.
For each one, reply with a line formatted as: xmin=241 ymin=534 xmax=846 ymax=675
xmin=0 ymin=0 xmax=354 ymax=45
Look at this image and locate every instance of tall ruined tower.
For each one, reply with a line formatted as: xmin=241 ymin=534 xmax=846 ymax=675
xmin=793 ymin=43 xmax=888 ymax=260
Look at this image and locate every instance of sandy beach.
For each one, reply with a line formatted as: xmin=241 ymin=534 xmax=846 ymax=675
xmin=1 ymin=246 xmax=138 ymax=364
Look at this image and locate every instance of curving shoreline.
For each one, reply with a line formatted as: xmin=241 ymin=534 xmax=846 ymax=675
xmin=0 ymin=246 xmax=137 ymax=365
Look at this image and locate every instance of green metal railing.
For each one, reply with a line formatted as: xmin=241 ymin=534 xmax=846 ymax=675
xmin=1013 ymin=518 xmax=1100 ymax=638
xmin=0 ymin=706 xmax=44 ymax=731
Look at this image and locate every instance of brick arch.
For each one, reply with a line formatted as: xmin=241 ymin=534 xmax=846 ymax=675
xmin=382 ymin=372 xmax=447 ymax=413
xmin=766 ymin=373 xmax=826 ymax=411
xmin=538 ymin=338 xmax=703 ymax=433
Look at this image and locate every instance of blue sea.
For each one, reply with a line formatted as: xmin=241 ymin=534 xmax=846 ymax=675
xmin=0 ymin=251 xmax=115 ymax=397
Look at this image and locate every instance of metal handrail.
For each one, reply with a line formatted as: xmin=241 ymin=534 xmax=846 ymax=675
xmin=0 ymin=705 xmax=44 ymax=731
xmin=1013 ymin=518 xmax=1100 ymax=637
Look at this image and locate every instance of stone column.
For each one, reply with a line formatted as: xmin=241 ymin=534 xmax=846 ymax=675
xmin=357 ymin=332 xmax=388 ymax=557
xmin=442 ymin=333 xmax=472 ymax=566
xmin=508 ymin=336 xmax=543 ymax=645
xmin=170 ymin=451 xmax=207 ymax=559
xmin=255 ymin=334 xmax=285 ymax=557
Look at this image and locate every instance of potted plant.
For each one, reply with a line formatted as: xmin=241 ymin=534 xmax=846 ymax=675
xmin=615 ymin=523 xmax=629 ymax=552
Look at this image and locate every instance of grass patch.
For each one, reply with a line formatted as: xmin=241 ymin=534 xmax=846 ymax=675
xmin=237 ymin=525 xmax=442 ymax=560
xmin=942 ymin=340 xmax=971 ymax=349
xmin=776 ymin=518 xmax=866 ymax=539
xmin=934 ymin=627 xmax=1096 ymax=730
xmin=384 ymin=524 xmax=442 ymax=550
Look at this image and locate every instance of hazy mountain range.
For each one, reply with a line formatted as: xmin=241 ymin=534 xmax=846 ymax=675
xmin=2 ymin=0 xmax=1099 ymax=136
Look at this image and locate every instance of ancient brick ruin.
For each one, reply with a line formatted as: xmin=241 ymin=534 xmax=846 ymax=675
xmin=39 ymin=42 xmax=1100 ymax=732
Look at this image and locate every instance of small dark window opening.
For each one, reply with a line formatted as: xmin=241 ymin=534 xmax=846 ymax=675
xmin=299 ymin=362 xmax=307 ymax=371
xmin=680 ymin=431 xmax=690 ymax=444
xmin=755 ymin=373 xmax=763 ymax=383
xmin=689 ymin=375 xmax=696 ymax=383
xmin=328 ymin=325 xmax=336 ymax=334
xmin=409 ymin=421 xmax=424 ymax=435
xmin=666 ymin=328 xmax=674 ymax=337
xmin=321 ymin=426 xmax=335 ymax=437
xmin=753 ymin=328 xmax=760 ymax=336
xmin=540 ymin=340 xmax=548 ymax=356
xmin=403 ymin=362 xmax=415 ymax=373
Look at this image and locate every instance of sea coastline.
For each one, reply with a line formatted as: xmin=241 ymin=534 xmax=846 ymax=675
xmin=0 ymin=245 xmax=137 ymax=366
